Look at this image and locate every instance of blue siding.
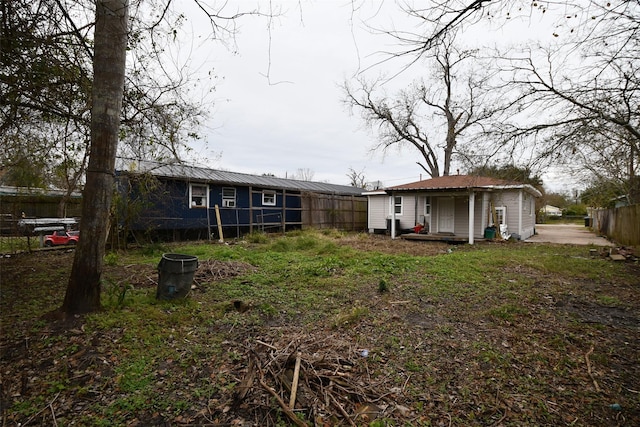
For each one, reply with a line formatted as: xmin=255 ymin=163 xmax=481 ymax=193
xmin=118 ymin=175 xmax=306 ymax=232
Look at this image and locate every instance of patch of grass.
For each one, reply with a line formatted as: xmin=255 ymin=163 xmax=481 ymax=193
xmin=0 ymin=236 xmax=33 ymax=253
xmin=487 ymin=303 xmax=529 ymax=322
xmin=3 ymin=231 xmax=639 ymax=426
xmin=597 ymin=295 xmax=622 ymax=306
xmin=116 ymin=358 xmax=153 ymax=392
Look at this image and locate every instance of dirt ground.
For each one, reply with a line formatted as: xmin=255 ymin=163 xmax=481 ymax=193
xmin=1 ymin=238 xmax=639 ymax=426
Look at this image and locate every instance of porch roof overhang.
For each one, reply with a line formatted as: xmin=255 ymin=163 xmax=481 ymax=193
xmin=383 ymin=184 xmax=542 ymax=198
xmin=381 ymin=175 xmax=542 ymax=198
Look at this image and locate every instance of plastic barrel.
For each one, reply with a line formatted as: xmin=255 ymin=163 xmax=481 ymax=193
xmin=156 ymin=253 xmax=199 ymax=299
xmin=484 ymin=227 xmax=496 ymax=239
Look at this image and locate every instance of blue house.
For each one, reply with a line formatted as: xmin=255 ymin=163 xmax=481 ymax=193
xmin=115 ymin=161 xmax=367 ymax=240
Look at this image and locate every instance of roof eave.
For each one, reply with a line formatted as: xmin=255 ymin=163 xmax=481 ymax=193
xmin=383 ymin=184 xmax=542 ymax=198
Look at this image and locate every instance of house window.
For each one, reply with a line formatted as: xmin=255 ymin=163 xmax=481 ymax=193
xmin=524 ymin=194 xmax=532 ymax=216
xmin=222 ymin=187 xmax=236 ymax=208
xmin=424 ymin=197 xmax=431 ymax=215
xmin=262 ymin=190 xmax=276 ymax=206
xmin=391 ymin=196 xmax=403 ymax=215
xmin=495 ymin=206 xmax=507 ymax=225
xmin=190 ymin=184 xmax=208 ymax=208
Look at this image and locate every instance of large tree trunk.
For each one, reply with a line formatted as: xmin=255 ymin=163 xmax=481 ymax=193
xmin=61 ymin=0 xmax=128 ymax=315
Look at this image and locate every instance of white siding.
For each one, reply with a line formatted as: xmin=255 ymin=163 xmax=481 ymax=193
xmin=520 ymin=191 xmax=536 ymax=239
xmin=473 ymin=194 xmax=485 ymax=238
xmin=367 ymin=195 xmax=389 ymax=230
xmin=454 ymin=197 xmax=467 ymax=234
xmin=367 ymin=194 xmax=421 ymax=232
xmin=397 ymin=195 xmax=417 ymax=230
xmin=490 ymin=190 xmax=534 ymax=239
xmin=368 ymin=188 xmax=539 ymax=239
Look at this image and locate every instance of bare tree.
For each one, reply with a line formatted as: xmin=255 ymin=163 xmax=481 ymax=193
xmin=0 ymin=1 xmax=214 ymax=205
xmin=291 ymin=168 xmax=315 ymax=181
xmin=368 ymin=0 xmax=639 ymax=198
xmin=345 ymin=35 xmax=501 ymax=177
xmin=346 ymin=167 xmax=368 ymax=189
xmin=484 ymin=32 xmax=639 ymax=200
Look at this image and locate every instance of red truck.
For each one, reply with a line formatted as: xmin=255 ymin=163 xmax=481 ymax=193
xmin=44 ymin=230 xmax=79 ymax=247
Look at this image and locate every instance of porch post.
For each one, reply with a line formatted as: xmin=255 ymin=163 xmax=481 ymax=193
xmin=468 ymin=191 xmax=475 ymax=245
xmin=391 ymin=191 xmax=397 ymax=239
xmin=518 ymin=189 xmax=523 ymax=236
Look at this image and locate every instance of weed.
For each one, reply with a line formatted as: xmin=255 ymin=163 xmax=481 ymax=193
xmin=103 ymin=279 xmax=134 ymax=309
xmin=104 ymin=252 xmax=119 ymax=266
xmin=141 ymin=242 xmax=166 ymax=257
xmin=405 ymin=360 xmax=423 ymax=372
xmin=259 ymin=303 xmax=279 ymax=316
xmin=246 ymin=231 xmax=269 ymax=244
xmin=333 ymin=305 xmax=368 ymax=328
xmin=378 ymin=278 xmax=389 ymax=293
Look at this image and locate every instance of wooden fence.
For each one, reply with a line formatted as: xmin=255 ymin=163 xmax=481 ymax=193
xmin=301 ymin=192 xmax=367 ymax=232
xmin=591 ymin=204 xmax=640 ymax=246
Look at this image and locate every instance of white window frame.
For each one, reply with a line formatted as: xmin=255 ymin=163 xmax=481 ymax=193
xmin=523 ymin=194 xmax=532 ymax=216
xmin=262 ymin=190 xmax=276 ymax=206
xmin=531 ymin=198 xmax=536 ymax=217
xmin=222 ymin=187 xmax=236 ymax=208
xmin=189 ymin=184 xmax=208 ymax=209
xmin=390 ymin=195 xmax=403 ymax=216
xmin=495 ymin=206 xmax=507 ymax=225
xmin=424 ymin=196 xmax=431 ymax=216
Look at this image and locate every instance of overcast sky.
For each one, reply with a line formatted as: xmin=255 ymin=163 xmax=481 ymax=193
xmin=177 ymin=1 xmax=574 ymax=192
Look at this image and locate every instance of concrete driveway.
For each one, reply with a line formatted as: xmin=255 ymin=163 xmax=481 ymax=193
xmin=525 ymin=223 xmax=615 ymax=246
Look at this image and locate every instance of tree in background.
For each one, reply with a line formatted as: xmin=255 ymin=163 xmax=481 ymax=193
xmin=466 ymin=164 xmax=543 ymax=191
xmin=467 ymin=163 xmax=546 ymax=214
xmin=0 ymin=0 xmax=92 ymax=201
xmin=291 ymin=168 xmax=315 ymax=181
xmin=1 ymin=0 xmax=220 ymax=203
xmin=346 ymin=167 xmax=369 ymax=189
xmin=357 ymin=1 xmax=638 ymax=199
xmin=344 ymin=34 xmax=501 ymax=177
xmin=581 ymin=178 xmax=629 ymax=209
xmin=1 ymin=0 xmax=263 ymax=314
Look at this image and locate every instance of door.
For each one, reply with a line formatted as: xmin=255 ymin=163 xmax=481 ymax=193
xmin=438 ymin=197 xmax=455 ymax=233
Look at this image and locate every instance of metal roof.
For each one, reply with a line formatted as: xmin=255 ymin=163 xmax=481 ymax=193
xmin=372 ymin=175 xmax=542 ymax=197
xmin=0 ymin=186 xmax=82 ymax=198
xmin=117 ymin=160 xmax=366 ymax=196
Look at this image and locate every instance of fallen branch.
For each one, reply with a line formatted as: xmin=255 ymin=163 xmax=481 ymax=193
xmin=22 ymin=392 xmax=60 ymax=426
xmin=289 ymin=351 xmax=302 ymax=409
xmin=235 ymin=357 xmax=256 ymax=401
xmin=585 ymin=346 xmax=601 ymax=392
xmin=256 ymin=339 xmax=278 ymax=350
xmin=50 ymin=400 xmax=58 ymax=427
xmin=329 ymin=393 xmax=357 ymax=427
xmin=258 ymin=375 xmax=307 ymax=427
